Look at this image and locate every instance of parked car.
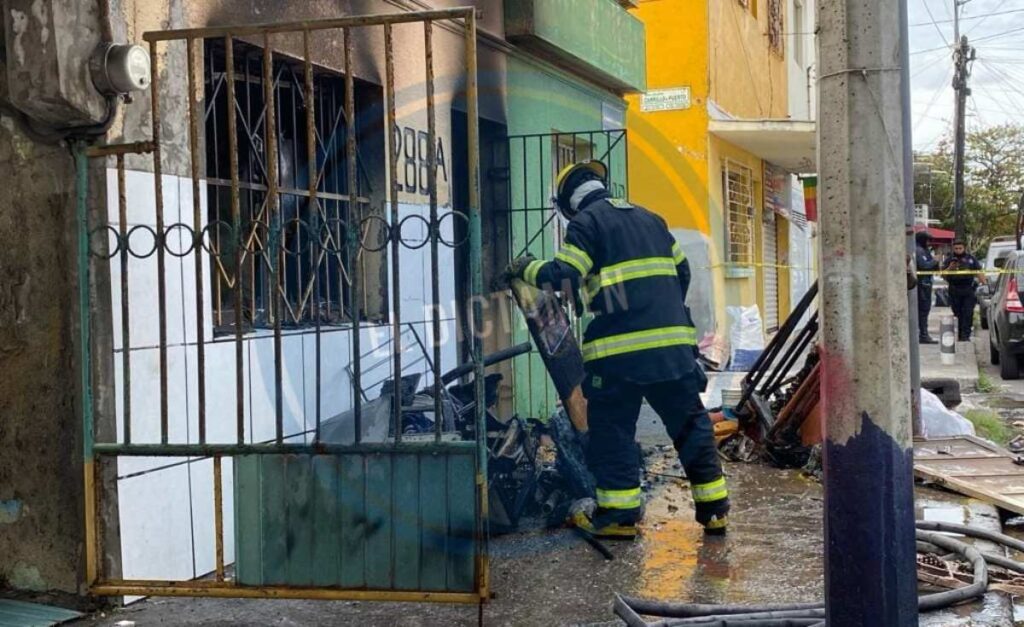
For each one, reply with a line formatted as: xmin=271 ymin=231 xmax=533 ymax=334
xmin=980 ymin=236 xmax=1021 ymax=329
xmin=980 ymin=250 xmax=1013 ymax=329
xmin=984 ymin=251 xmax=1024 ymax=379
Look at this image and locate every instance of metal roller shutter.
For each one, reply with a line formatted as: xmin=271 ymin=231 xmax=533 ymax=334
xmin=763 ymin=210 xmax=780 ymax=332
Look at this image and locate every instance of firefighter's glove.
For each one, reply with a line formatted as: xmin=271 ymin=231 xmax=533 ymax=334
xmin=503 ymin=254 xmax=537 ymax=285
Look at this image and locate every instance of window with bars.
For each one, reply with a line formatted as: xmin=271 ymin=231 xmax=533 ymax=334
xmin=768 ymin=0 xmax=784 ymax=55
xmin=203 ymin=38 xmax=383 ymax=332
xmin=724 ymin=160 xmax=756 ymax=266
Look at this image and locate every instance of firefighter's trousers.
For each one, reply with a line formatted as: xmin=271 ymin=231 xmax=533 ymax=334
xmin=583 ymin=371 xmax=729 ymax=528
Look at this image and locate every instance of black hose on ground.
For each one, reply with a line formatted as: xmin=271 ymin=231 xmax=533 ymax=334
xmin=613 ymin=598 xmax=826 ymax=627
xmin=915 ymin=520 xmax=1024 ymax=554
xmin=615 ymin=524 xmax=1006 ymax=626
xmin=915 ymin=531 xmax=988 ymax=611
xmin=661 ymin=608 xmax=825 ymax=625
xmin=663 ymin=620 xmax=823 ymax=627
xmin=616 ymin=597 xmax=821 ymax=619
xmin=917 ymin=541 xmax=1024 ymax=574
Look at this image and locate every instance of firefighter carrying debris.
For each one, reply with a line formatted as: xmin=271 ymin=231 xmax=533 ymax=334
xmin=505 ymin=160 xmax=729 ymax=538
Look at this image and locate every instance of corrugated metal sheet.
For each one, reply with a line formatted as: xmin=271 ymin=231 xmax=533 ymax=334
xmin=763 ymin=211 xmax=780 ymax=332
xmin=234 ymin=450 xmax=477 ymax=591
xmin=0 ymin=600 xmax=81 ymax=627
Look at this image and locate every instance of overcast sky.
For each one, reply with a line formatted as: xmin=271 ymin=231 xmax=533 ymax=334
xmin=909 ymin=0 xmax=1024 ymax=152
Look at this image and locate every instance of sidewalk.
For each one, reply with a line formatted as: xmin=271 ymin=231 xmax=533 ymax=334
xmin=921 ymin=307 xmax=979 ymax=391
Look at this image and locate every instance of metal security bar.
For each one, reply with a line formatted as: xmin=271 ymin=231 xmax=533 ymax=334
xmin=77 ymin=7 xmax=486 ymax=604
xmin=724 ymin=159 xmax=755 ymax=266
xmin=501 ymin=129 xmax=627 ymax=420
xmin=202 ymin=38 xmax=377 ymax=330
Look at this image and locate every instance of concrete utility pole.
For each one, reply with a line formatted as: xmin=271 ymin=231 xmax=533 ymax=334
xmin=817 ymin=0 xmax=919 ymax=624
xmin=902 ymin=2 xmax=922 ymax=436
xmin=952 ymin=33 xmax=974 ymax=239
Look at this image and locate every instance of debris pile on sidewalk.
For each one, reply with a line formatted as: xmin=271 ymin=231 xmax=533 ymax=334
xmin=722 ymin=282 xmax=822 ymax=469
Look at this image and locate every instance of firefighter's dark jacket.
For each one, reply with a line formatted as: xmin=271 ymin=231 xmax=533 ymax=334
xmin=523 ymin=190 xmax=697 ymax=384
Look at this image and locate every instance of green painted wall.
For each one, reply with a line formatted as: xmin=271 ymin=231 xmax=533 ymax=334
xmin=505 ymin=56 xmax=628 ymax=421
xmin=505 ymin=0 xmax=647 ymax=92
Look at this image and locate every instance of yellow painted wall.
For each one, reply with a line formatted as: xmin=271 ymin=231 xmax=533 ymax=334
xmin=625 ymin=0 xmax=709 ymax=233
xmin=708 ymin=0 xmax=789 ymax=119
xmin=626 ymin=0 xmax=790 ymax=333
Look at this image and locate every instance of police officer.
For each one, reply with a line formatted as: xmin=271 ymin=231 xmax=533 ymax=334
xmin=916 ymin=231 xmax=939 ymax=343
xmin=506 ymin=161 xmax=728 ymax=538
xmin=942 ymin=240 xmax=986 ymax=342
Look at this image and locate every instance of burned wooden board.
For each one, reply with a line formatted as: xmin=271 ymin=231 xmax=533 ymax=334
xmin=509 ymin=278 xmax=588 ymax=432
xmin=914 ymin=436 xmax=1024 ymax=515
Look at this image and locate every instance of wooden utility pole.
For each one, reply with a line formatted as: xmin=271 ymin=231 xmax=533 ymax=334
xmin=952 ymin=32 xmax=974 ymax=239
xmin=817 ymin=0 xmax=919 ymax=623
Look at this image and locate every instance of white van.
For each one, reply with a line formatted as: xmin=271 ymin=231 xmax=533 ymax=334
xmin=986 ymin=236 xmax=1022 ymax=280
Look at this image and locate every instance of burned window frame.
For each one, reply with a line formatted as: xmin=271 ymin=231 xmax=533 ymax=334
xmin=202 ymin=37 xmax=383 ymax=334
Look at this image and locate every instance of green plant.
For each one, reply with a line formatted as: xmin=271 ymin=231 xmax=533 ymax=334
xmin=964 ymin=409 xmax=1012 ymax=445
xmin=976 ymin=371 xmax=998 ymax=393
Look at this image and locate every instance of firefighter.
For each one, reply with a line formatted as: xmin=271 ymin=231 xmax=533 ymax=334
xmin=942 ymin=240 xmax=985 ymax=342
xmin=506 ymin=160 xmax=729 ymax=538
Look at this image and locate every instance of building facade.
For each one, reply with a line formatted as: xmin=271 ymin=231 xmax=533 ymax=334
xmin=625 ymin=0 xmax=817 ymax=346
xmin=0 ymin=0 xmax=644 ymax=594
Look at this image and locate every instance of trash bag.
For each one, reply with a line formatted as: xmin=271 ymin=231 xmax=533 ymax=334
xmin=920 ymin=388 xmax=975 ymax=438
xmin=727 ymin=305 xmax=765 ymax=372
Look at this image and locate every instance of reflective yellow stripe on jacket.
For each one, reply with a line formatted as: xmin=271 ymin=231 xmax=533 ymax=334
xmin=554 ymin=243 xmax=594 ymax=276
xmin=672 ymin=242 xmax=686 ymax=265
xmin=582 ymin=325 xmax=697 ymax=362
xmin=583 ymin=256 xmax=678 ymax=299
xmin=691 ymin=477 xmax=728 ymax=503
xmin=523 ymin=259 xmax=546 ymax=286
xmin=596 ymin=486 xmax=643 ymax=510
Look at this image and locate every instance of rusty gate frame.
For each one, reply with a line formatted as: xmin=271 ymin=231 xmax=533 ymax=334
xmin=77 ymin=7 xmax=487 ymax=603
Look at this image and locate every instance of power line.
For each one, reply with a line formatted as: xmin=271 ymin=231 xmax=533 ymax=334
xmin=977 ymin=60 xmax=1024 ymax=105
xmin=972 ymin=61 xmax=1024 ymax=117
xmin=912 ymin=43 xmax=954 ymax=56
xmin=920 ymin=0 xmax=951 ymax=47
xmin=910 ymin=5 xmax=1024 ymax=27
xmin=913 ymin=65 xmax=955 ymax=133
xmin=971 ymin=25 xmax=1024 ymax=45
xmin=964 ymin=0 xmax=1012 ymax=36
xmin=912 ymin=48 xmax=955 ymax=79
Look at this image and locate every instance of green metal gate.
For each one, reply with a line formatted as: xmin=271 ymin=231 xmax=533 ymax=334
xmin=502 ymin=129 xmax=628 ymax=420
xmin=78 ymin=7 xmax=488 ymax=604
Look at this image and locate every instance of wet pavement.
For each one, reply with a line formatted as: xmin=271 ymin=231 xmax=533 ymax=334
xmin=72 ymin=341 xmax=1024 ymax=626
xmin=76 ymin=412 xmax=827 ymax=626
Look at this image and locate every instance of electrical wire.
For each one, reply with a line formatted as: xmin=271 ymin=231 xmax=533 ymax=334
xmin=920 ymin=0 xmax=952 ymax=47
xmin=910 ymin=5 xmax=1024 ymax=27
xmin=912 ymin=64 xmax=955 ymax=134
xmin=913 ymin=43 xmax=955 ymax=56
xmin=970 ymin=25 xmax=1024 ymax=45
xmin=963 ymin=0 xmax=1012 ymax=37
xmin=912 ymin=49 xmax=954 ymax=80
xmin=975 ymin=60 xmax=1024 ymax=113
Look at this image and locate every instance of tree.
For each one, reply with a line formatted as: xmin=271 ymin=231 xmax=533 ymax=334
xmin=914 ymin=123 xmax=1024 ymax=255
